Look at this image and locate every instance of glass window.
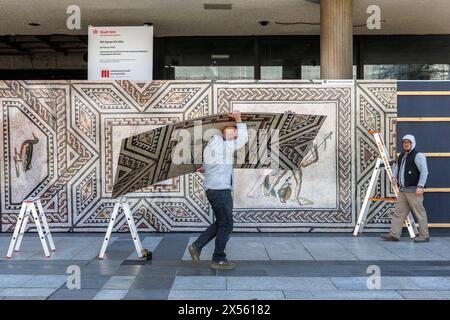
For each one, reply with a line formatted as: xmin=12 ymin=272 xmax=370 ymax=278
xmin=261 ymin=66 xmax=283 ymax=80
xmin=163 ymin=37 xmax=255 ymax=80
xmin=360 ymin=36 xmax=450 ymax=80
xmin=301 ymin=65 xmax=320 ymax=80
xmin=364 ymin=64 xmax=450 ymax=80
xmin=174 ymin=66 xmax=254 ymax=80
xmin=259 ymin=36 xmax=320 ymax=80
xmin=300 ymin=65 xmax=357 ymax=80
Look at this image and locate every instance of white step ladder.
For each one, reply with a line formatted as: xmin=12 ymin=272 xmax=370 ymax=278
xmin=353 ymin=130 xmax=418 ymax=238
xmin=5 ymin=198 xmax=56 ymax=258
xmin=98 ymin=197 xmax=146 ymax=259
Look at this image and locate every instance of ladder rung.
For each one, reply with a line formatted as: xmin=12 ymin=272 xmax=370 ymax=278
xmin=369 ymin=197 xmax=397 ymax=202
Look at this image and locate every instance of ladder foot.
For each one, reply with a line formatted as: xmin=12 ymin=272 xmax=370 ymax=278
xmin=4 ymin=256 xmax=11 ymax=259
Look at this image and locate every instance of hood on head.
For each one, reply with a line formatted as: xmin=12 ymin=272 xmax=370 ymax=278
xmin=402 ymin=134 xmax=416 ymax=151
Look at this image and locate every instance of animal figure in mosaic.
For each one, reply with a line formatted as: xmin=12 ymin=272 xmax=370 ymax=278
xmin=13 ymin=132 xmax=39 ymax=178
xmin=248 ymin=131 xmax=333 ymax=205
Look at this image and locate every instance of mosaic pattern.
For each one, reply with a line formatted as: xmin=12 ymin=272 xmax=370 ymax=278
xmin=214 ymin=82 xmax=354 ymax=230
xmin=0 ymin=80 xmax=394 ymax=232
xmin=0 ymin=80 xmax=72 ymax=231
xmin=355 ymin=81 xmax=397 ymax=230
xmin=1 ymin=80 xmax=213 ymax=232
xmin=112 ymin=112 xmax=326 ymax=198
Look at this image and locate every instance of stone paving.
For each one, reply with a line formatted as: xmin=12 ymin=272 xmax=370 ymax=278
xmin=0 ymin=233 xmax=450 ymax=300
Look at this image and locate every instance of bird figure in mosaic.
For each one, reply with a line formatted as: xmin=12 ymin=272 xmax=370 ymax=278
xmin=13 ymin=132 xmax=39 ymax=177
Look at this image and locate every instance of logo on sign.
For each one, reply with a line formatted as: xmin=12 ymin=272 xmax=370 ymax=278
xmin=101 ymin=70 xmax=110 ymax=78
xmin=93 ymin=29 xmax=98 ymax=34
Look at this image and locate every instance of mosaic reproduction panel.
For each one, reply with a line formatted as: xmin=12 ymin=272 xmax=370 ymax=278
xmin=214 ymin=82 xmax=354 ymax=232
xmin=355 ymin=81 xmax=397 ymax=231
xmin=0 ymin=80 xmax=393 ymax=232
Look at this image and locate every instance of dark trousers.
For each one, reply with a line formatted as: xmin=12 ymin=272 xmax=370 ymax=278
xmin=193 ymin=189 xmax=233 ymax=262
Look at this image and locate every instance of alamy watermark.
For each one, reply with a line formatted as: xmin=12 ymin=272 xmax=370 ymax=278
xmin=170 ymin=121 xmax=280 ymax=168
xmin=66 ymin=265 xmax=81 ymax=289
xmin=66 ymin=5 xmax=81 ymax=30
xmin=366 ymin=264 xmax=381 ymax=289
xmin=367 ymin=5 xmax=382 ymax=30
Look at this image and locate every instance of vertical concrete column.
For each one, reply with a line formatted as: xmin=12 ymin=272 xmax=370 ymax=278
xmin=320 ymin=0 xmax=353 ymax=79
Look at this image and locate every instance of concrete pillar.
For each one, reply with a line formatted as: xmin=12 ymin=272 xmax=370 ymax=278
xmin=320 ymin=0 xmax=353 ymax=79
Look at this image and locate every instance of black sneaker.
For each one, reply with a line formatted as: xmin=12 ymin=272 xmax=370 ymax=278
xmin=210 ymin=260 xmax=236 ymax=270
xmin=188 ymin=244 xmax=200 ymax=264
xmin=380 ymin=234 xmax=399 ymax=241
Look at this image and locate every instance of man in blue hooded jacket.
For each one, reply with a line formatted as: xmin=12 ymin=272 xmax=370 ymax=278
xmin=381 ymin=134 xmax=430 ymax=243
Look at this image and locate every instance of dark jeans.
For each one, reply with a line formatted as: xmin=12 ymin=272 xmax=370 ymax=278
xmin=193 ymin=189 xmax=233 ymax=262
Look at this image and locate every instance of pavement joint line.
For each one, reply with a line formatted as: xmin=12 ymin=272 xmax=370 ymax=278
xmin=329 ymin=277 xmax=340 ymax=290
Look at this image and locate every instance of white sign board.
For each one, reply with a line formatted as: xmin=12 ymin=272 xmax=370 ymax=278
xmin=88 ymin=26 xmax=153 ymax=80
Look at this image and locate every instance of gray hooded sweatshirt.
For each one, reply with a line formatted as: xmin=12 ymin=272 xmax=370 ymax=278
xmin=393 ymin=134 xmax=428 ymax=193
